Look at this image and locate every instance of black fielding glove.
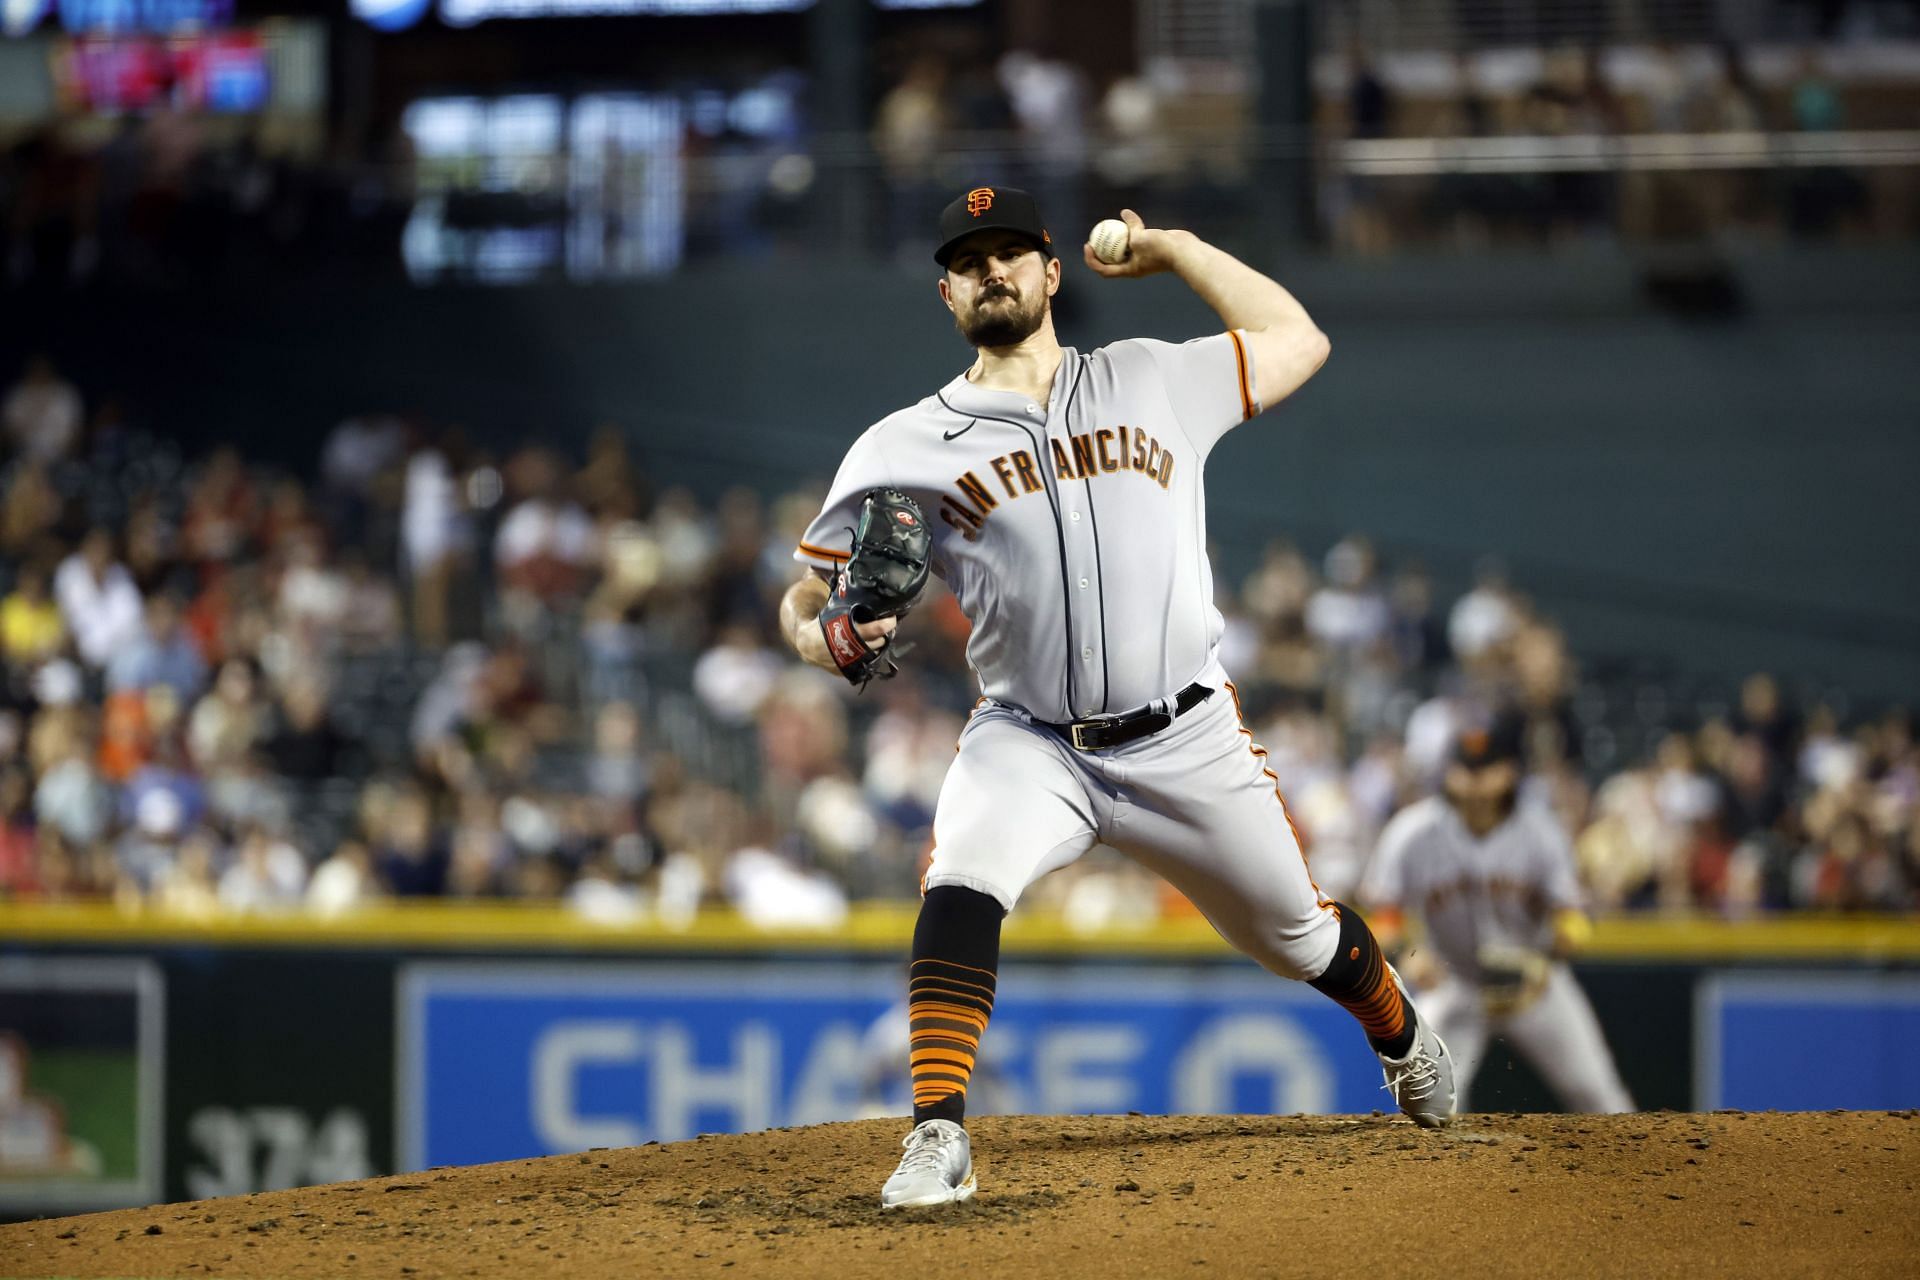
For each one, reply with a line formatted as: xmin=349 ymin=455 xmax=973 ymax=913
xmin=818 ymin=488 xmax=933 ymax=689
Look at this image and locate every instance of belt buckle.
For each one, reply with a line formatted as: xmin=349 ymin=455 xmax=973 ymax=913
xmin=1069 ymin=720 xmax=1112 ymax=751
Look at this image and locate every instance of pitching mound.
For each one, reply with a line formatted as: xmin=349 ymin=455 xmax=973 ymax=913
xmin=5 ymin=1112 xmax=1916 ymax=1279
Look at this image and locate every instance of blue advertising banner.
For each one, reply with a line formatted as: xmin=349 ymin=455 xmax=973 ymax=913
xmin=1696 ymin=972 xmax=1920 ymax=1110
xmin=395 ymin=962 xmax=1393 ymax=1170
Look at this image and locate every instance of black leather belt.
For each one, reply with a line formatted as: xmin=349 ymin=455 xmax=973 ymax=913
xmin=1042 ymin=683 xmax=1214 ymax=752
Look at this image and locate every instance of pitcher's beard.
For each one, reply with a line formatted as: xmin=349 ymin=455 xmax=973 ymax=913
xmin=959 ymin=291 xmax=1047 ymax=349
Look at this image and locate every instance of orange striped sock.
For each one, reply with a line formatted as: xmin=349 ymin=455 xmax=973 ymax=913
xmin=1309 ymin=903 xmax=1414 ymax=1058
xmin=908 ymin=958 xmax=996 ymax=1121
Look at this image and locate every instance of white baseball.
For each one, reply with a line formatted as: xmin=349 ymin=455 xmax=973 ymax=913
xmin=1089 ymin=218 xmax=1131 ymax=265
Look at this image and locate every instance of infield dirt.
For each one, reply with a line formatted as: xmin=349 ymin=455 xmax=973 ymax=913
xmin=3 ymin=1111 xmax=1917 ymax=1279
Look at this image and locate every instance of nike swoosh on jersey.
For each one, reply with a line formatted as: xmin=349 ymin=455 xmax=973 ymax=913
xmin=943 ymin=421 xmax=976 ymax=441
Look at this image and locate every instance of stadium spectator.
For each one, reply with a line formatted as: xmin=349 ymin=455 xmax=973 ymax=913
xmin=1735 ymin=671 xmax=1799 ymax=780
xmin=151 ymin=829 xmax=222 ymax=917
xmin=186 ymin=659 xmax=268 ymax=772
xmin=693 ymin=622 xmax=784 ymax=726
xmin=1 ymin=463 xmax=63 ymax=558
xmin=307 ymin=839 xmax=380 ymax=916
xmin=115 ymin=787 xmax=189 ymax=895
xmin=0 ymin=564 xmax=64 ymax=668
xmin=566 ymin=849 xmax=647 ymax=924
xmin=1305 ymin=536 xmax=1391 ymax=655
xmin=120 ymin=737 xmax=206 ymax=837
xmin=106 ymin=595 xmax=208 ymax=702
xmin=1578 ymin=763 xmax=1671 ymax=910
xmin=1094 ymin=72 xmax=1173 ymax=206
xmin=494 ymin=447 xmax=597 ymax=620
xmin=264 ymin=679 xmax=353 ymax=782
xmin=860 ymin=687 xmax=961 ymax=833
xmin=218 ymin=828 xmax=308 ymax=912
xmin=322 ymin=414 xmax=409 ymax=506
xmin=0 ymin=770 xmax=36 ymax=895
xmin=586 ymin=700 xmax=651 ymax=804
xmin=1710 ymin=44 xmax=1768 ymax=133
xmin=2 ymin=355 xmax=83 ymax=464
xmin=1786 ymin=48 xmax=1871 ymax=234
xmin=401 ymin=437 xmax=476 ymax=648
xmin=259 ymin=478 xmax=323 ymax=560
xmin=576 ymin=426 xmax=651 ymax=522
xmin=338 ymin=551 xmax=405 ymax=651
xmin=1448 ymin=559 xmax=1522 ymax=665
xmin=874 ymin=55 xmax=952 ymax=258
xmin=374 ymin=786 xmax=448 ymax=897
xmin=1790 ymin=48 xmax=1845 ymax=132
xmin=1387 ymin=563 xmax=1448 ymax=675
xmin=120 ymin=494 xmax=177 ymax=595
xmin=999 ymin=46 xmax=1090 ymax=237
xmin=1335 ymin=40 xmax=1396 ymax=255
xmin=180 ymin=448 xmax=259 ymax=568
xmin=53 ymin=528 xmax=144 ymax=669
xmin=445 ymin=822 xmax=507 ymax=899
xmin=31 ymin=711 xmax=113 ymax=847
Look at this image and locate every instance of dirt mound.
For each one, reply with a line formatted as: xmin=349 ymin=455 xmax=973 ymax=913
xmin=4 ymin=1112 xmax=1916 ymax=1279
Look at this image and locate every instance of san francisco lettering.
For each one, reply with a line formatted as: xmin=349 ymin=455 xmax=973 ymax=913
xmin=940 ymin=429 xmax=1175 ymax=539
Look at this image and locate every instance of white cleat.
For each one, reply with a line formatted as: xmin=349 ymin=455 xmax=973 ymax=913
xmin=880 ymin=1118 xmax=977 ymax=1209
xmin=1377 ymin=968 xmax=1457 ymax=1129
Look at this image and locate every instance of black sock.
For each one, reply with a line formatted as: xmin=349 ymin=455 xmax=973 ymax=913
xmin=1308 ymin=902 xmax=1417 ymax=1059
xmin=908 ymin=886 xmax=1004 ymax=1126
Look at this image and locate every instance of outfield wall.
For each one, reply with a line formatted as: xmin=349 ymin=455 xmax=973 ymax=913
xmin=2 ymin=905 xmax=1917 ymax=1218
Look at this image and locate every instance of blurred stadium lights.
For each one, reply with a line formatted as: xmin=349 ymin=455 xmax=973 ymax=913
xmin=347 ymin=0 xmax=979 ymax=31
xmin=438 ymin=0 xmax=813 ymax=28
xmin=5 ymin=0 xmax=1920 ymax=279
xmin=377 ymin=99 xmax=1920 ymax=281
xmin=5 ymin=0 xmax=236 ymax=37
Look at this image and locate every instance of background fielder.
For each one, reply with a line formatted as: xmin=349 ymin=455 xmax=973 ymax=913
xmin=779 ymin=187 xmax=1458 ymax=1209
xmin=1363 ymin=716 xmax=1635 ymax=1114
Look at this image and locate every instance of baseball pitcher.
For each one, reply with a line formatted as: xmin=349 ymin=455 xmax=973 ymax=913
xmin=779 ymin=187 xmax=1457 ymax=1209
xmin=1362 ymin=717 xmax=1634 ymax=1114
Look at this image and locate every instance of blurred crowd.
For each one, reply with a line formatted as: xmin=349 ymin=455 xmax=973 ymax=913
xmin=6 ymin=29 xmax=1919 ymax=288
xmin=1325 ymin=39 xmax=1912 ymax=252
xmin=1 ymin=356 xmax=1916 ymax=924
xmin=2 ymin=112 xmax=414 ymax=291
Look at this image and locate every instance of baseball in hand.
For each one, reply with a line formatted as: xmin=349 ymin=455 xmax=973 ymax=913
xmin=1089 ymin=218 xmax=1131 ymax=265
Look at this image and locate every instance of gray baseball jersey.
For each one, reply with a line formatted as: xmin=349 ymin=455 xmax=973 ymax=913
xmin=799 ymin=330 xmax=1343 ymax=986
xmin=796 ymin=333 xmax=1260 ymax=723
xmin=1362 ymin=796 xmax=1633 ymax=1113
xmin=1360 ymin=796 xmax=1583 ymax=982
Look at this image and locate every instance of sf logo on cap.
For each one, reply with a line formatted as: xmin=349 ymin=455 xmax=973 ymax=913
xmin=967 ymin=187 xmax=995 ymax=216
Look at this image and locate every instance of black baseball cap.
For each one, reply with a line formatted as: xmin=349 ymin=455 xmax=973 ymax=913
xmin=1452 ymin=714 xmax=1525 ymax=769
xmin=934 ymin=186 xmax=1054 ymax=268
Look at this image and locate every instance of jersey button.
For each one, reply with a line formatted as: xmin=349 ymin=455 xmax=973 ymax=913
xmin=1069 ymin=510 xmax=1081 ymax=522
xmin=1081 ymin=646 xmax=1093 ymax=659
xmin=1026 ymin=404 xmax=1040 ymax=415
xmin=1078 ymin=577 xmax=1089 ymax=589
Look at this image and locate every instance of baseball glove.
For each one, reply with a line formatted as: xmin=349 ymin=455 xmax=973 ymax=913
xmin=1477 ymin=942 xmax=1551 ymax=1017
xmin=817 ymin=488 xmax=932 ymax=688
